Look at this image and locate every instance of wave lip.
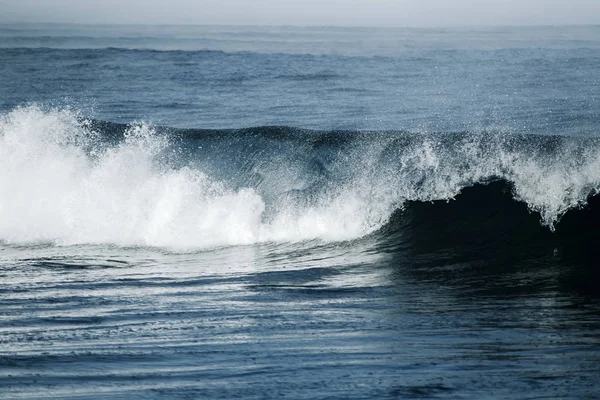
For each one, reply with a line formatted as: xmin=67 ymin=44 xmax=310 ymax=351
xmin=2 ymin=105 xmax=600 ymax=250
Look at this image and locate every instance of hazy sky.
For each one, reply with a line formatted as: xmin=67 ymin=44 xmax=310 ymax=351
xmin=1 ymin=0 xmax=599 ymax=27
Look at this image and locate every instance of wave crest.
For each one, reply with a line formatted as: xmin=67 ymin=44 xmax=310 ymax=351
xmin=1 ymin=105 xmax=600 ymax=249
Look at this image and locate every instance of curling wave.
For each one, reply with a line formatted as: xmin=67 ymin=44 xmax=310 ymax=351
xmin=1 ymin=105 xmax=600 ymax=250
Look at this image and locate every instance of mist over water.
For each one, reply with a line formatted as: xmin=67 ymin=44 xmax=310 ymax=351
xmin=2 ymin=0 xmax=600 ymax=26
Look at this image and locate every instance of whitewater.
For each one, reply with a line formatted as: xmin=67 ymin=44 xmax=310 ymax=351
xmin=2 ymin=105 xmax=600 ymax=249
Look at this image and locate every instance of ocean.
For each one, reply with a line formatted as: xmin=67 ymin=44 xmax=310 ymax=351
xmin=1 ymin=23 xmax=600 ymax=399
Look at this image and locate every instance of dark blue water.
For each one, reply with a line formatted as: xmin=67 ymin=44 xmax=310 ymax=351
xmin=1 ymin=24 xmax=600 ymax=399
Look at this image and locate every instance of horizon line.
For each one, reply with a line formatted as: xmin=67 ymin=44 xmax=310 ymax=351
xmin=1 ymin=21 xmax=599 ymax=30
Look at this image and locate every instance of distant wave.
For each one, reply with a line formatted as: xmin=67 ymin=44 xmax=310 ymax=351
xmin=0 ymin=46 xmax=231 ymax=55
xmin=2 ymin=105 xmax=600 ymax=250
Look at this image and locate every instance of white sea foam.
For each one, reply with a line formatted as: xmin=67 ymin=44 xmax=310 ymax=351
xmin=1 ymin=106 xmax=599 ymax=249
xmin=0 ymin=106 xmax=383 ymax=248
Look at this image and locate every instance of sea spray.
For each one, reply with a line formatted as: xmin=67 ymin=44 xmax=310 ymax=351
xmin=0 ymin=106 xmax=384 ymax=248
xmin=0 ymin=106 xmax=264 ymax=247
xmin=2 ymin=105 xmax=600 ymax=249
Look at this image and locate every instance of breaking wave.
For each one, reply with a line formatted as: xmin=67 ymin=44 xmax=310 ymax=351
xmin=1 ymin=105 xmax=600 ymax=250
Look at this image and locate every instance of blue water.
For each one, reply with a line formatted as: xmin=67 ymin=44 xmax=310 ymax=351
xmin=2 ymin=24 xmax=599 ymax=132
xmin=1 ymin=24 xmax=600 ymax=399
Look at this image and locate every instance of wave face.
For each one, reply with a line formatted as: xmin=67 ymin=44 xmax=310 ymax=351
xmin=2 ymin=105 xmax=600 ymax=250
